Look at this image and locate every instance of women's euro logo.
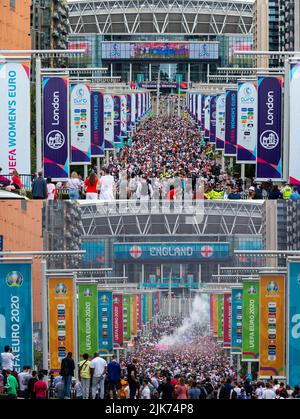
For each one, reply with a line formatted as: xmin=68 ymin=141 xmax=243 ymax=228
xmin=6 ymin=271 xmax=23 ymax=288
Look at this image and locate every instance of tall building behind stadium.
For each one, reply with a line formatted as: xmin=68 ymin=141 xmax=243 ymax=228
xmin=67 ymin=0 xmax=254 ymax=82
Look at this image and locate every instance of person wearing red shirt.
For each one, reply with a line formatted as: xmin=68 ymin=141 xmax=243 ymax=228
xmin=5 ymin=170 xmax=23 ymax=192
xmin=84 ymin=172 xmax=99 ymax=200
xmin=34 ymin=373 xmax=48 ymax=400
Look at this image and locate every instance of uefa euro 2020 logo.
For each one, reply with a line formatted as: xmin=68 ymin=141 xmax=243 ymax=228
xmin=6 ymin=271 xmax=23 ymax=288
xmin=84 ymin=288 xmax=93 ymax=297
xmin=55 ymin=283 xmax=67 ymax=295
xmin=266 ymin=281 xmax=279 ymax=295
xmin=247 ymin=285 xmax=257 ymax=295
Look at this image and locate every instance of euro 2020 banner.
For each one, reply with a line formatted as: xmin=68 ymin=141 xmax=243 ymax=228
xmin=113 ymin=293 xmax=123 ymax=349
xmin=288 ymin=261 xmax=300 ymax=387
xmin=217 ymin=294 xmax=224 ymax=341
xmin=0 ymin=62 xmax=31 ymax=175
xmin=70 ymin=83 xmax=91 ymax=164
xmin=98 ymin=290 xmax=113 ymax=355
xmin=231 ymin=288 xmax=243 ymax=354
xmin=259 ymin=275 xmax=285 ymax=379
xmin=78 ymin=284 xmax=98 ymax=359
xmin=242 ymin=280 xmax=260 ymax=362
xmin=215 ymin=94 xmax=226 ymax=150
xmin=43 ymin=76 xmax=69 ymax=179
xmin=256 ymin=76 xmax=282 ymax=180
xmin=223 ymin=293 xmax=231 ymax=348
xmin=123 ymin=294 xmax=131 ymax=342
xmin=0 ymin=263 xmax=33 ymax=373
xmin=237 ymin=81 xmax=258 ymax=163
xmin=103 ymin=93 xmax=114 ymax=150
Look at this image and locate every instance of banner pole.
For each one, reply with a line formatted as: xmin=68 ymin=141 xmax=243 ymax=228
xmin=36 ymin=57 xmax=42 ymax=172
xmin=41 ymin=259 xmax=48 ymax=371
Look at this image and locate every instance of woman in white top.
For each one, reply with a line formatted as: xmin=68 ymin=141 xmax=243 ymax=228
xmin=67 ymin=172 xmax=83 ymax=200
xmin=99 ymin=169 xmax=115 ymax=201
xmin=46 ymin=178 xmax=56 ymax=200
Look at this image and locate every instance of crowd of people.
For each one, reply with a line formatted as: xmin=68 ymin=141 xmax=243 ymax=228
xmin=1 ymin=316 xmax=300 ymax=400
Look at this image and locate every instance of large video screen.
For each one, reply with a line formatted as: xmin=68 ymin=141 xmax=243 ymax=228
xmin=101 ymin=42 xmax=219 ymax=60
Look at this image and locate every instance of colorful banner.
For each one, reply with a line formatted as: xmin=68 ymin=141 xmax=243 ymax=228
xmin=131 ymin=295 xmax=137 ymax=337
xmin=213 ymin=294 xmax=218 ymax=338
xmin=137 ymin=93 xmax=142 ymax=121
xmin=142 ymin=293 xmax=147 ymax=324
xmin=43 ymin=76 xmax=69 ymax=179
xmin=49 ymin=277 xmax=74 ymax=373
xmin=224 ymin=89 xmax=237 ymax=156
xmin=131 ymin=93 xmax=136 ymax=129
xmin=231 ymin=288 xmax=243 ymax=354
xmin=114 ymin=95 xmax=121 ymax=144
xmin=91 ymin=91 xmax=104 ymax=157
xmin=137 ymin=293 xmax=143 ymax=330
xmin=78 ymin=284 xmax=98 ymax=358
xmin=215 ymin=94 xmax=226 ymax=150
xmin=112 ymin=293 xmax=123 ymax=348
xmin=223 ymin=293 xmax=231 ymax=348
xmin=98 ymin=290 xmax=113 ymax=355
xmin=103 ymin=93 xmax=114 ymax=150
xmin=259 ymin=274 xmax=285 ymax=378
xmin=0 ymin=62 xmax=31 ymax=175
xmin=201 ymin=95 xmax=205 ymax=130
xmin=70 ymin=83 xmax=91 ymax=164
xmin=256 ymin=76 xmax=282 ymax=180
xmin=288 ymin=261 xmax=300 ymax=387
xmin=120 ymin=95 xmax=127 ymax=137
xmin=127 ymin=94 xmax=132 ymax=132
xmin=209 ymin=96 xmax=216 ymax=143
xmin=197 ymin=94 xmax=202 ymax=126
xmin=237 ymin=81 xmax=258 ymax=163
xmin=147 ymin=292 xmax=153 ymax=321
xmin=204 ymin=96 xmax=211 ymax=139
xmin=217 ymin=294 xmax=224 ymax=341
xmin=289 ymin=64 xmax=300 ymax=185
xmin=242 ymin=280 xmax=260 ymax=361
xmin=210 ymin=294 xmax=214 ymax=335
xmin=0 ymin=263 xmax=33 ymax=373
xmin=123 ymin=294 xmax=131 ymax=342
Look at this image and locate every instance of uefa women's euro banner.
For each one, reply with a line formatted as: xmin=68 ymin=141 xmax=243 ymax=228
xmin=204 ymin=96 xmax=211 ymax=139
xmin=256 ymin=76 xmax=282 ymax=180
xmin=120 ymin=95 xmax=127 ymax=137
xmin=0 ymin=263 xmax=33 ymax=373
xmin=209 ymin=96 xmax=216 ymax=143
xmin=197 ymin=94 xmax=202 ymax=126
xmin=215 ymin=94 xmax=226 ymax=150
xmin=0 ymin=62 xmax=31 ymax=175
xmin=131 ymin=93 xmax=136 ymax=129
xmin=78 ymin=284 xmax=98 ymax=359
xmin=43 ymin=76 xmax=69 ymax=179
xmin=98 ymin=290 xmax=113 ymax=355
xmin=48 ymin=277 xmax=74 ymax=373
xmin=259 ymin=275 xmax=285 ymax=379
xmin=242 ymin=280 xmax=259 ymax=362
xmin=289 ymin=64 xmax=300 ymax=186
xmin=91 ymin=91 xmax=105 ymax=157
xmin=127 ymin=94 xmax=132 ymax=132
xmin=237 ymin=81 xmax=258 ymax=163
xmin=70 ymin=83 xmax=91 ymax=164
xmin=224 ymin=89 xmax=237 ymax=156
xmin=114 ymin=95 xmax=121 ymax=144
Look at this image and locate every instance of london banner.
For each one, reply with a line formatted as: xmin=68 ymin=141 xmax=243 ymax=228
xmin=231 ymin=287 xmax=243 ymax=354
xmin=0 ymin=262 xmax=33 ymax=372
xmin=78 ymin=284 xmax=98 ymax=359
xmin=288 ymin=261 xmax=300 ymax=387
xmin=259 ymin=274 xmax=285 ymax=378
xmin=223 ymin=293 xmax=231 ymax=348
xmin=43 ymin=76 xmax=69 ymax=179
xmin=98 ymin=290 xmax=113 ymax=355
xmin=242 ymin=280 xmax=260 ymax=361
xmin=91 ymin=91 xmax=105 ymax=157
xmin=224 ymin=89 xmax=238 ymax=156
xmin=70 ymin=83 xmax=91 ymax=164
xmin=103 ymin=93 xmax=114 ymax=150
xmin=112 ymin=293 xmax=123 ymax=348
xmin=215 ymin=94 xmax=226 ymax=150
xmin=289 ymin=64 xmax=300 ymax=186
xmin=256 ymin=76 xmax=282 ymax=180
xmin=237 ymin=81 xmax=258 ymax=163
xmin=49 ymin=277 xmax=74 ymax=373
xmin=0 ymin=62 xmax=31 ymax=175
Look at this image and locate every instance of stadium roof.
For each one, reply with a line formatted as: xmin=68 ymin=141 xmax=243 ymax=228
xmin=68 ymin=0 xmax=254 ymax=36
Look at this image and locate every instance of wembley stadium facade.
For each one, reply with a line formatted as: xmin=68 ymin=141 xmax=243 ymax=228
xmin=68 ymin=0 xmax=254 ymax=83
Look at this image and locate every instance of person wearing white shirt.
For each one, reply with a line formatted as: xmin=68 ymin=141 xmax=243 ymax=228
xmin=99 ymin=169 xmax=115 ymax=201
xmin=262 ymin=383 xmax=276 ymax=399
xmin=255 ymin=383 xmax=264 ymax=399
xmin=90 ymin=353 xmax=107 ymax=399
xmin=141 ymin=380 xmax=151 ymax=399
xmin=1 ymin=346 xmax=15 ymax=386
xmin=46 ymin=179 xmax=56 ymax=200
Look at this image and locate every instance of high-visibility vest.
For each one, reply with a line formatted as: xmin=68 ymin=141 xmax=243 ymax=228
xmin=282 ymin=186 xmax=292 ymax=200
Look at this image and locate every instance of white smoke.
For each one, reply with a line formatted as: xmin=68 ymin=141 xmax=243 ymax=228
xmin=158 ymin=294 xmax=210 ymax=349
